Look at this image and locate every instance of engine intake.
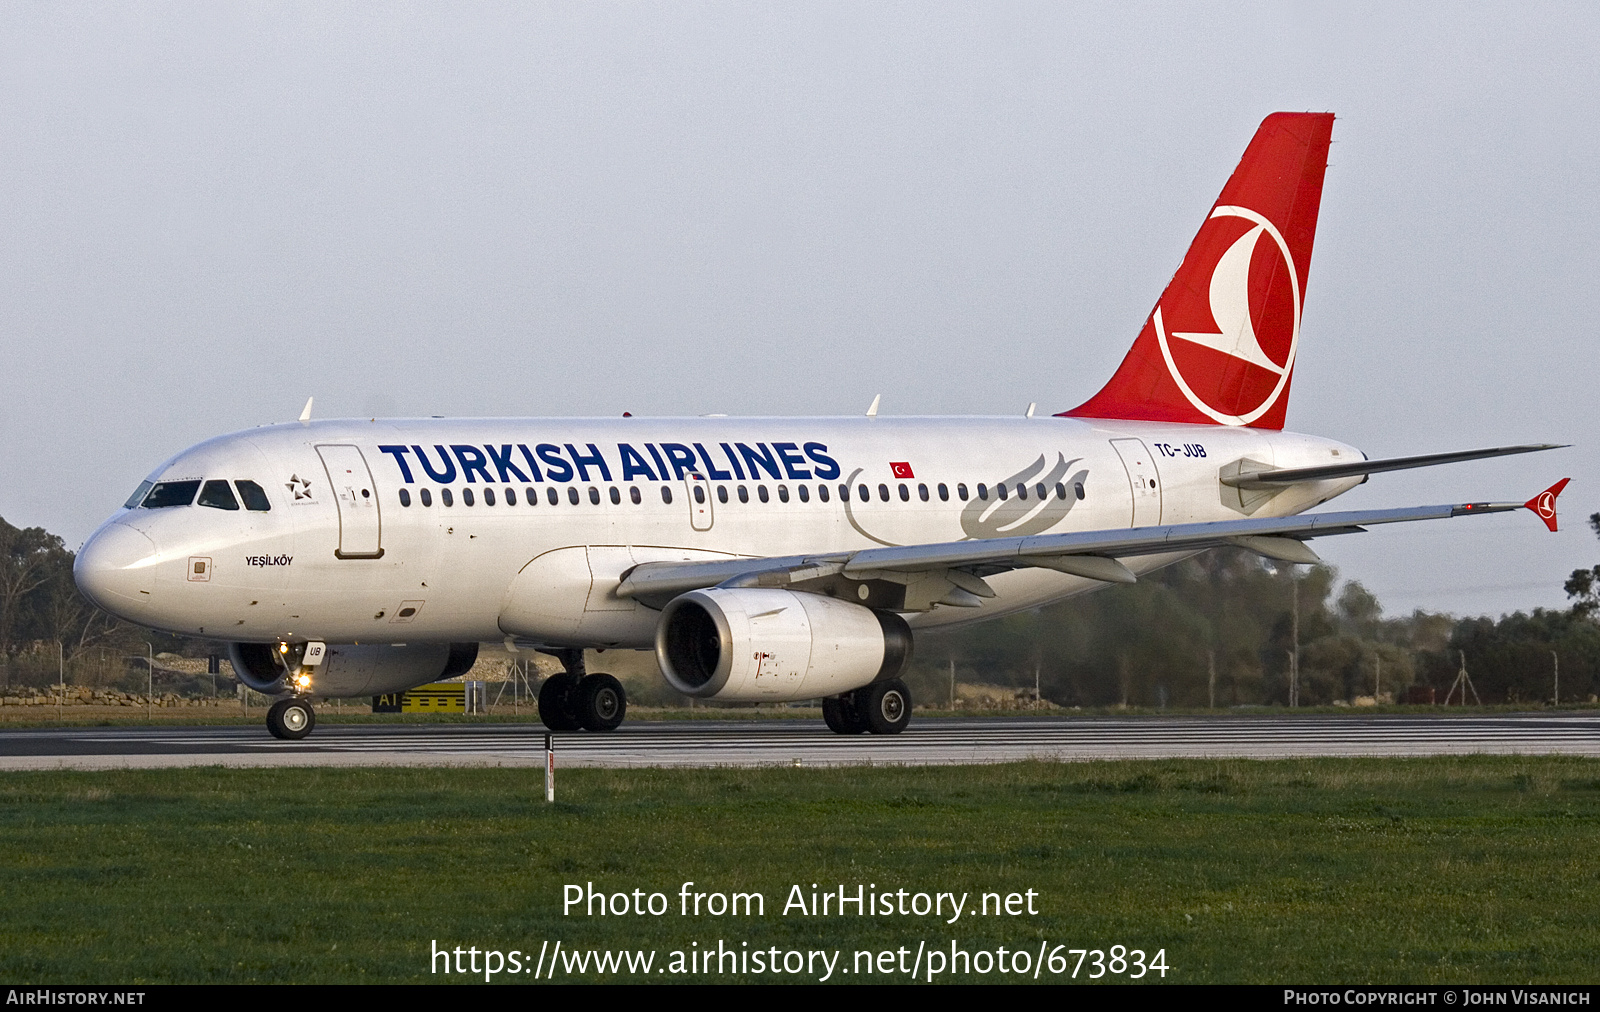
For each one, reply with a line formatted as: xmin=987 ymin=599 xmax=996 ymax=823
xmin=656 ymin=588 xmax=912 ymax=701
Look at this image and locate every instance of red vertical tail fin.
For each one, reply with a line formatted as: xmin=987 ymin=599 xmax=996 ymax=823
xmin=1062 ymin=112 xmax=1335 ymax=429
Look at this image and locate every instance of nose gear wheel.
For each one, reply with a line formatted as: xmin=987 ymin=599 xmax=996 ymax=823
xmin=266 ymin=698 xmax=316 ymax=740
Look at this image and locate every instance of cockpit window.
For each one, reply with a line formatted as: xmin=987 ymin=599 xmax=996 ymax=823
xmin=197 ymin=480 xmax=240 ymax=511
xmin=235 ymin=480 xmax=272 ymax=512
xmin=124 ymin=481 xmax=154 ymax=509
xmin=141 ymin=480 xmax=202 ymax=508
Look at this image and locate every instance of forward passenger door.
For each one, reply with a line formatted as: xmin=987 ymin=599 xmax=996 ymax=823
xmin=316 ymin=444 xmax=383 ymax=559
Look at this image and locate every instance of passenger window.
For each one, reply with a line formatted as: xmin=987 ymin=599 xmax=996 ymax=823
xmin=858 ymin=484 xmax=869 ymax=501
xmin=798 ymin=485 xmax=809 ymax=503
xmin=1074 ymin=481 xmax=1085 ymax=500
xmin=957 ymin=483 xmax=969 ymax=501
xmin=918 ymin=483 xmax=929 ymax=502
xmin=463 ymin=489 xmax=475 ymax=507
xmin=610 ymin=487 xmax=621 ymax=505
xmin=567 ymin=487 xmax=580 ymax=505
xmin=1055 ymin=482 xmax=1066 ymax=500
xmin=124 ymin=481 xmax=154 ymax=510
xmin=505 ymin=487 xmax=516 ymax=506
xmin=661 ymin=486 xmax=673 ymax=504
xmin=548 ymin=487 xmax=560 ymax=505
xmin=399 ymin=489 xmax=412 ymax=507
xmin=716 ymin=486 xmax=727 ymax=504
xmin=421 ymin=489 xmax=433 ymax=507
xmin=693 ymin=486 xmax=705 ymax=505
xmin=142 ymin=480 xmax=202 ymax=509
xmin=1016 ymin=484 xmax=1027 ymax=501
xmin=198 ymin=479 xmax=240 ymax=511
xmin=997 ymin=483 xmax=1009 ymax=501
xmin=485 ymin=488 xmax=497 ymax=506
xmin=878 ymin=484 xmax=889 ymax=502
xmin=976 ymin=484 xmax=988 ymax=501
xmin=738 ymin=486 xmax=749 ymax=503
xmin=937 ymin=483 xmax=949 ymax=502
xmin=632 ymin=486 xmax=643 ymax=505
xmin=777 ymin=485 xmax=789 ymax=503
xmin=758 ymin=485 xmax=770 ymax=503
xmin=898 ymin=483 xmax=909 ymax=502
xmin=1037 ymin=483 xmax=1048 ymax=500
xmin=838 ymin=484 xmax=849 ymax=502
xmin=442 ymin=489 xmax=454 ymax=507
xmin=234 ymin=480 xmax=271 ymax=512
xmin=818 ymin=484 xmax=830 ymax=503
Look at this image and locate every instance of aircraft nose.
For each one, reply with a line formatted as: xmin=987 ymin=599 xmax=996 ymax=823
xmin=74 ymin=523 xmax=158 ymax=616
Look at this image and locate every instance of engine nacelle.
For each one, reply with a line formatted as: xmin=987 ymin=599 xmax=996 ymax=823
xmin=228 ymin=641 xmax=479 ymax=697
xmin=656 ymin=588 xmax=912 ymax=701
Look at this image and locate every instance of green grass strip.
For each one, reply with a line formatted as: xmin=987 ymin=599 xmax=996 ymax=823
xmin=1 ymin=757 xmax=1596 ymax=983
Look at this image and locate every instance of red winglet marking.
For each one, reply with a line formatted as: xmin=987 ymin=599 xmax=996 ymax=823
xmin=1524 ymin=478 xmax=1571 ymax=532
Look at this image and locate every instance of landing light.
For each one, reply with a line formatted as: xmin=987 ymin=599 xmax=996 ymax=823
xmin=295 ymin=674 xmax=312 ymax=690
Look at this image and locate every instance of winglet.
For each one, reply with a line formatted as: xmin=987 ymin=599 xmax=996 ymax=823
xmin=298 ymin=396 xmax=314 ymax=425
xmin=1524 ymin=478 xmax=1571 ymax=532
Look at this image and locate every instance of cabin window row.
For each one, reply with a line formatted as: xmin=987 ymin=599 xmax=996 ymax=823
xmin=397 ymin=485 xmax=662 ymax=508
xmin=395 ymin=480 xmax=1088 ymax=509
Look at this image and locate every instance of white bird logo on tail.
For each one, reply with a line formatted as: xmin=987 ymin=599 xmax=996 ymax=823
xmin=1154 ymin=205 xmax=1302 ymax=425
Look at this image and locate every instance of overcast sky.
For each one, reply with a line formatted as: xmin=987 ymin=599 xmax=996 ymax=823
xmin=2 ymin=3 xmax=1595 ymax=619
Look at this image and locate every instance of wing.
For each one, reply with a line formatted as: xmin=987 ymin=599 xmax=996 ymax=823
xmin=616 ymin=479 xmax=1572 ymax=611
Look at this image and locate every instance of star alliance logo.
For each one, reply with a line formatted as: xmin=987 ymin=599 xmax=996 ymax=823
xmin=285 ymin=475 xmax=314 ymax=501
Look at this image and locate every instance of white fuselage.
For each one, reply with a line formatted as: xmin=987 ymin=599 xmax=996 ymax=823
xmin=76 ymin=414 xmax=1362 ymax=662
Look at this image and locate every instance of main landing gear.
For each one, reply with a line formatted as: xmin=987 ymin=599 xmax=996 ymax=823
xmin=537 ymin=648 xmax=627 ymax=732
xmin=266 ymin=697 xmax=316 ymax=740
xmin=822 ymin=678 xmax=912 ymax=736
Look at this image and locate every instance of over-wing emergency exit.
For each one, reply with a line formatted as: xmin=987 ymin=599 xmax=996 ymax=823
xmin=74 ymin=113 xmax=1569 ymax=740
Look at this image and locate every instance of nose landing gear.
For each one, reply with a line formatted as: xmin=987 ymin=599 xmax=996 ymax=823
xmin=537 ymin=648 xmax=627 ymax=732
xmin=266 ymin=697 xmax=316 ymax=740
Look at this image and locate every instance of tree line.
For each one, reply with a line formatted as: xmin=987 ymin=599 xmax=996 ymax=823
xmin=0 ymin=517 xmax=190 ymax=689
xmin=905 ymin=514 xmax=1600 ymax=708
xmin=4 ymin=512 xmax=1599 ymax=706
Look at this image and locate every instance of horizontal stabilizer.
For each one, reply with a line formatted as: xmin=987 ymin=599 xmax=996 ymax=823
xmin=1221 ymin=444 xmax=1564 ymax=489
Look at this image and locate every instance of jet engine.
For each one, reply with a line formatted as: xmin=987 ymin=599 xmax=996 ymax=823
xmin=228 ymin=641 xmax=479 ymax=697
xmin=656 ymin=588 xmax=912 ymax=701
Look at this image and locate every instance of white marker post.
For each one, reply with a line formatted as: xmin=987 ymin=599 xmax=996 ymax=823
xmin=545 ymin=732 xmax=555 ymax=803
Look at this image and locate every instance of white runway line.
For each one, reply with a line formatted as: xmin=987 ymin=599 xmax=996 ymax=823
xmin=1 ymin=715 xmax=1597 ymax=770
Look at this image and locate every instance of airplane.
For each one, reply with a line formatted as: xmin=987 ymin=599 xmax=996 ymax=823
xmin=73 ymin=112 xmax=1569 ymax=741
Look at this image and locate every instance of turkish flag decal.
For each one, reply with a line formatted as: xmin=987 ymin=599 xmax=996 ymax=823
xmin=890 ymin=462 xmax=914 ymax=479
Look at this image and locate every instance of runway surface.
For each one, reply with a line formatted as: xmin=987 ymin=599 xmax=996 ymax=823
xmin=0 ymin=714 xmax=1597 ymax=770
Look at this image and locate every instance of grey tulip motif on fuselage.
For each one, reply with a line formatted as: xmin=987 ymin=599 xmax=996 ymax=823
xmin=960 ymin=454 xmax=1088 ymax=539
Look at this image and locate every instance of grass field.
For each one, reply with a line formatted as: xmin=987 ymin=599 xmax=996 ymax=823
xmin=2 ymin=757 xmax=1597 ymax=984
